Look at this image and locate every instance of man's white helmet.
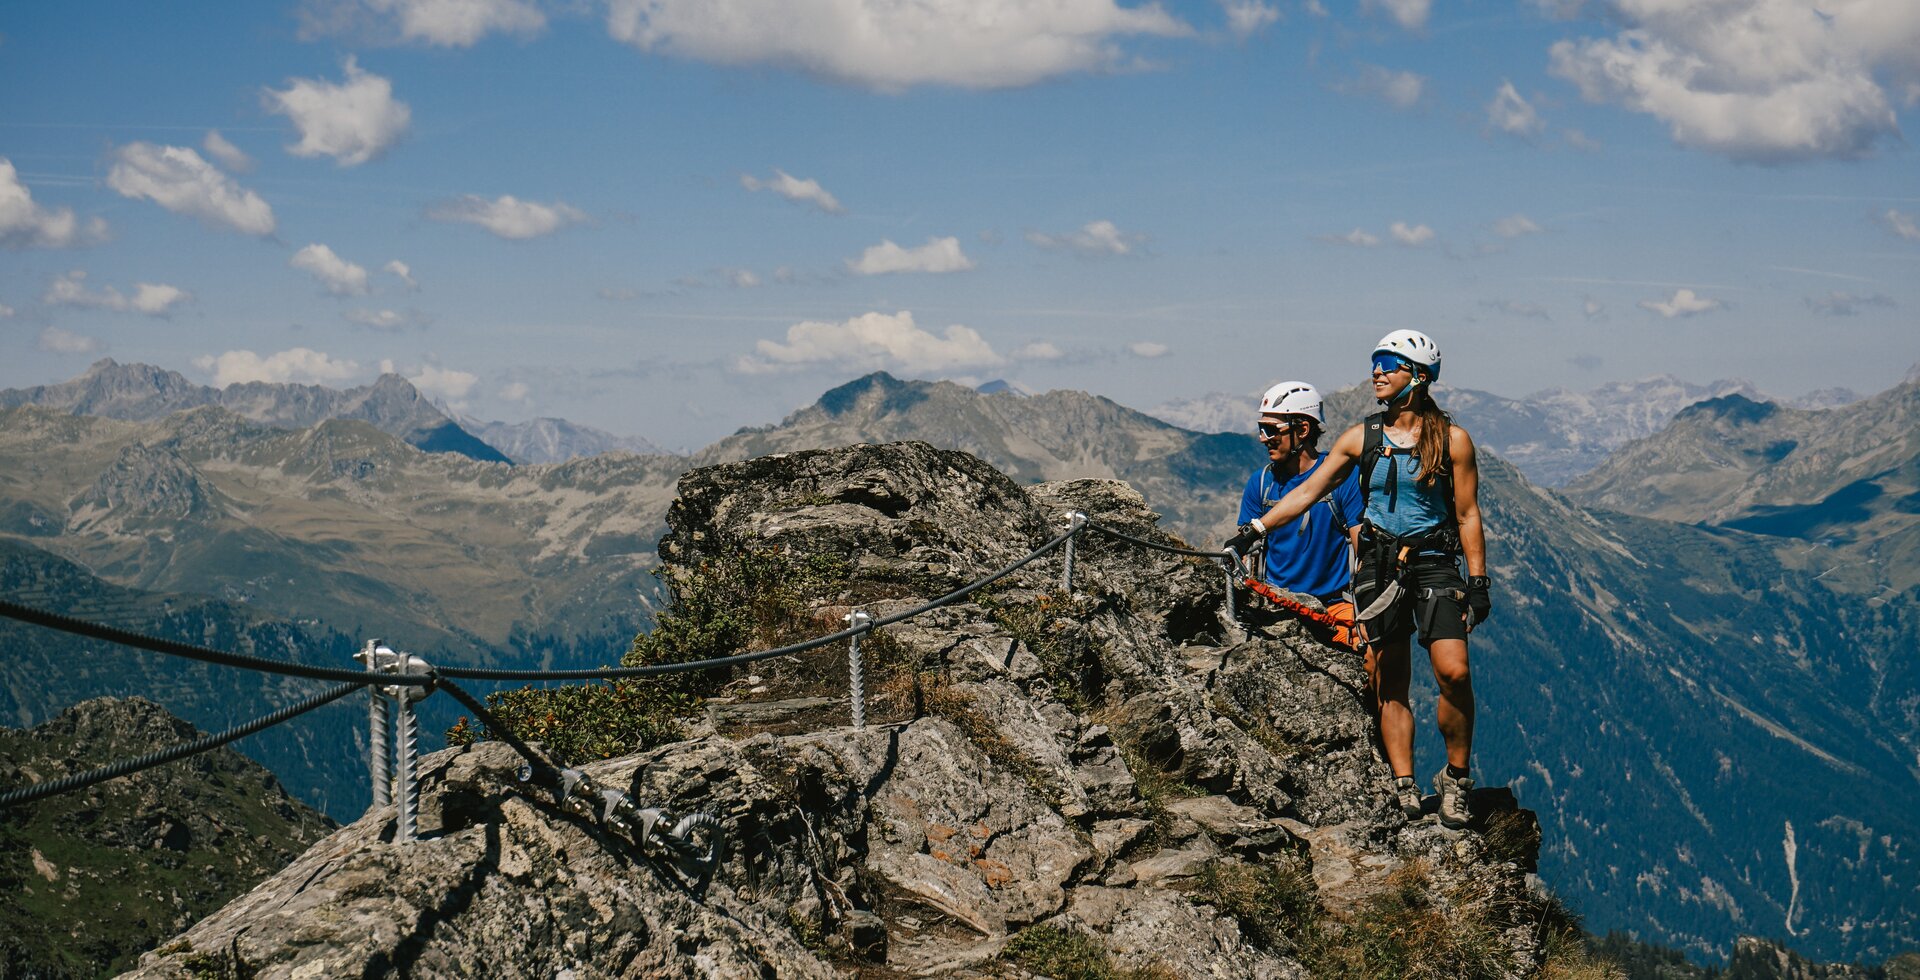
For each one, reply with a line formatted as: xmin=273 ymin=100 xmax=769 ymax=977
xmin=1257 ymin=381 xmax=1323 ymax=423
xmin=1373 ymin=329 xmax=1442 ymax=381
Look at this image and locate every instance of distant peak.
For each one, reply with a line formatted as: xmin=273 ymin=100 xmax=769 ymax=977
xmin=1675 ymin=392 xmax=1777 ymax=424
xmin=815 ymin=372 xmax=911 ymax=416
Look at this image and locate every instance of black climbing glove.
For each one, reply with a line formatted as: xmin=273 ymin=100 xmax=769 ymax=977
xmin=1467 ymin=575 xmax=1492 ymax=626
xmin=1224 ymin=523 xmax=1263 ymax=557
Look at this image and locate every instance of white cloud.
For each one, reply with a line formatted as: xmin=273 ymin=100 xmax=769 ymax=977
xmin=1 ymin=158 xmax=108 ymax=248
xmin=1335 ymin=64 xmax=1426 ymax=109
xmin=1390 ymin=221 xmax=1435 ymax=246
xmin=1363 ymin=0 xmax=1429 ymax=31
xmin=604 ymin=0 xmax=1192 ymax=91
xmin=0 ymin=302 xmax=12 ymax=318
xmin=344 ymin=307 xmax=431 ymax=330
xmin=383 ymin=259 xmax=418 ymax=288
xmin=1026 ymin=219 xmax=1143 ymax=256
xmin=1222 ymin=0 xmax=1280 ymax=38
xmin=500 ymin=380 xmax=531 ymax=402
xmin=723 ymin=268 xmax=761 ymax=288
xmin=736 ymin=310 xmax=1003 ymax=374
xmin=263 ymin=56 xmax=411 ymax=167
xmin=408 ymin=364 xmax=479 ymax=404
xmin=37 ymin=327 xmax=103 ymax=354
xmin=1884 ymin=208 xmax=1920 ymax=242
xmin=1639 ymin=287 xmax=1722 ymax=318
xmin=1014 ymin=340 xmax=1065 ymax=360
xmin=1494 ymin=213 xmax=1542 ymax=238
xmin=1318 ymin=228 xmax=1381 ymax=247
xmin=291 ymin=243 xmax=371 ymax=296
xmin=1583 ymin=297 xmax=1607 ymax=319
xmin=427 ymin=194 xmax=588 ymax=239
xmin=106 ymin=143 xmax=276 ymax=236
xmin=1487 ymin=79 xmax=1544 ymax=138
xmin=43 ymin=270 xmax=192 ymax=317
xmin=302 ymin=0 xmax=546 ymax=46
xmin=1304 ymin=0 xmax=1328 ymax=15
xmin=1807 ymin=291 xmax=1895 ymax=315
xmin=1548 ymin=1 xmax=1917 ymax=162
xmin=202 ymin=130 xmax=253 ymax=172
xmin=740 ymin=169 xmax=843 ymax=213
xmin=848 ymin=236 xmax=974 ymax=275
xmin=1563 ymin=127 xmax=1602 ymax=151
xmin=1129 ymin=341 xmax=1170 ymax=358
xmin=1482 ymin=299 xmax=1551 ymax=319
xmin=197 ymin=348 xmax=361 ymax=387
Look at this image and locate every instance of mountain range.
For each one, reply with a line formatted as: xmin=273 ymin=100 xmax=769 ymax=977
xmin=2 ymin=362 xmax=1918 ymax=963
xmin=1153 ymin=375 xmax=1864 ymax=487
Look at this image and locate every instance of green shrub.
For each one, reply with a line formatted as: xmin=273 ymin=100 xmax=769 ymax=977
xmin=1002 ymin=925 xmax=1177 ymax=980
xmin=1304 ymin=861 xmax=1514 ymax=980
xmin=445 ymin=679 xmax=694 ymax=766
xmin=1192 ymin=859 xmax=1321 ymax=952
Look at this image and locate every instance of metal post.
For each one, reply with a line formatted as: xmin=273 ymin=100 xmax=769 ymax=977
xmin=358 ymin=639 xmax=392 ymax=810
xmin=394 ymin=690 xmax=418 ymax=843
xmin=843 ymin=610 xmax=872 ymax=730
xmin=1222 ymin=558 xmax=1238 ymax=624
xmin=1061 ymin=511 xmax=1087 ymax=591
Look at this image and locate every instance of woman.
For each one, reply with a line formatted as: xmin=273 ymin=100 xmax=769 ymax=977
xmin=1225 ymin=330 xmax=1491 ymax=828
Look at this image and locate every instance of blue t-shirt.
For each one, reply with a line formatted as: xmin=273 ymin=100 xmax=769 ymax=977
xmin=1238 ymin=456 xmax=1363 ymax=600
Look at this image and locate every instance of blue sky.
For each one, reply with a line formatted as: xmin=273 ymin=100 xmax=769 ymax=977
xmin=4 ymin=0 xmax=1918 ymax=447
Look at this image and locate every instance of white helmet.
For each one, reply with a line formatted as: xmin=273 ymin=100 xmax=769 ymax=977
xmin=1257 ymin=381 xmax=1323 ymax=424
xmin=1373 ymin=329 xmax=1442 ymax=382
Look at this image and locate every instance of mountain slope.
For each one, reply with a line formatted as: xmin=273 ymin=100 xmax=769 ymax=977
xmin=0 ymin=697 xmax=334 ymax=978
xmin=461 ymin=414 xmax=670 ymax=464
xmin=0 ymin=359 xmax=509 ymax=464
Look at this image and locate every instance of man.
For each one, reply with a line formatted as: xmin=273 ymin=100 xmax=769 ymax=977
xmin=1236 ymin=381 xmax=1362 ymax=649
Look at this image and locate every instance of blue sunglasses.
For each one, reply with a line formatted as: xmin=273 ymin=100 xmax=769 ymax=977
xmin=1371 ymin=353 xmax=1414 ymax=376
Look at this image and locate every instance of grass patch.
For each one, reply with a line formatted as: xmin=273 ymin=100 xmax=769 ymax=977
xmin=1001 ymin=925 xmax=1178 ymax=980
xmin=979 ymin=590 xmax=1106 ymax=710
xmin=919 ymin=677 xmax=1062 ymax=806
xmin=444 ymin=679 xmax=694 ymax=766
xmin=1190 ymin=859 xmax=1321 ymax=952
xmin=1301 ymin=861 xmax=1515 ymax=980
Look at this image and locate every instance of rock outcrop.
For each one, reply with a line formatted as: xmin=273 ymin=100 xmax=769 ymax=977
xmin=125 ymin=441 xmax=1558 ymax=978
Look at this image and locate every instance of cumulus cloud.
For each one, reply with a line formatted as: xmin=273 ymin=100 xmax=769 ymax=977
xmin=406 ymin=363 xmax=479 ymax=405
xmin=43 ymin=270 xmax=192 ymax=317
xmin=1481 ymin=299 xmax=1551 ymax=319
xmin=291 ymin=243 xmax=370 ymax=296
xmin=1 ymin=158 xmax=108 ymax=248
xmin=500 ymin=380 xmax=532 ymax=402
xmin=1884 ymin=208 xmax=1920 ymax=241
xmin=1014 ymin=341 xmax=1065 ymax=360
xmin=344 ymin=307 xmax=431 ymax=330
xmin=1494 ymin=213 xmax=1542 ymax=238
xmin=1548 ymin=0 xmax=1916 ymax=162
xmin=1390 ymin=221 xmax=1435 ymax=246
xmin=1363 ymin=0 xmax=1429 ymax=31
xmin=1317 ymin=228 xmax=1381 ymax=247
xmin=197 ymin=348 xmax=360 ymax=387
xmin=1487 ymin=79 xmax=1544 ymax=138
xmin=107 ymin=143 xmax=275 ymax=236
xmin=740 ymin=169 xmax=843 ymax=213
xmin=1129 ymin=341 xmax=1170 ymax=358
xmin=1334 ymin=63 xmax=1425 ymax=108
xmin=736 ymin=310 xmax=1003 ymax=374
xmin=848 ymin=236 xmax=974 ymax=275
xmin=604 ymin=0 xmax=1191 ymax=91
xmin=427 ymin=194 xmax=588 ymax=239
xmin=1026 ymin=219 xmax=1143 ymax=256
xmin=300 ymin=0 xmax=546 ymax=46
xmin=1806 ymin=291 xmax=1895 ymax=315
xmin=1222 ymin=0 xmax=1279 ymax=38
xmin=263 ymin=56 xmax=411 ymax=167
xmin=1639 ymin=287 xmax=1722 ymax=318
xmin=37 ymin=327 xmax=103 ymax=354
xmin=202 ymin=130 xmax=253 ymax=172
xmin=383 ymin=259 xmax=417 ymax=288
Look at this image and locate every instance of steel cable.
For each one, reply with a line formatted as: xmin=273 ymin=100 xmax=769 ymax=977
xmin=0 ymin=598 xmax=436 ymax=687
xmin=436 ymin=523 xmax=1084 ymax=682
xmin=1083 ymin=520 xmax=1231 ymax=559
xmin=0 ymin=680 xmax=369 ymax=808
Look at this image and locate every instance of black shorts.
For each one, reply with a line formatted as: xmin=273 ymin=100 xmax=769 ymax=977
xmin=1352 ymin=556 xmax=1469 ymax=647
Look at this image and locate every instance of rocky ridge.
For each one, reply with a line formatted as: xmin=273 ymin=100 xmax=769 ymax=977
xmin=125 ymin=442 xmax=1563 ymax=978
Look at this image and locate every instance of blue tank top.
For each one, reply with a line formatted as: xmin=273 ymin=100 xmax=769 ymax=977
xmin=1365 ymin=431 xmax=1451 ymax=537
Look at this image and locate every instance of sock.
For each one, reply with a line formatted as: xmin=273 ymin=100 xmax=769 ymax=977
xmin=1447 ymin=763 xmax=1470 ymax=779
xmin=1394 ymin=775 xmax=1415 ymax=788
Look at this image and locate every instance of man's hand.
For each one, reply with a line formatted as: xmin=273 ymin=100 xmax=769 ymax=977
xmin=1225 ymin=523 xmax=1263 ymax=556
xmin=1467 ymin=575 xmax=1492 ymax=626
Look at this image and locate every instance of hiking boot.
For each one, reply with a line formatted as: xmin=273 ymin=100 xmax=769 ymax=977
xmin=1432 ymin=766 xmax=1473 ymax=828
xmin=1393 ymin=775 xmax=1423 ymax=820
